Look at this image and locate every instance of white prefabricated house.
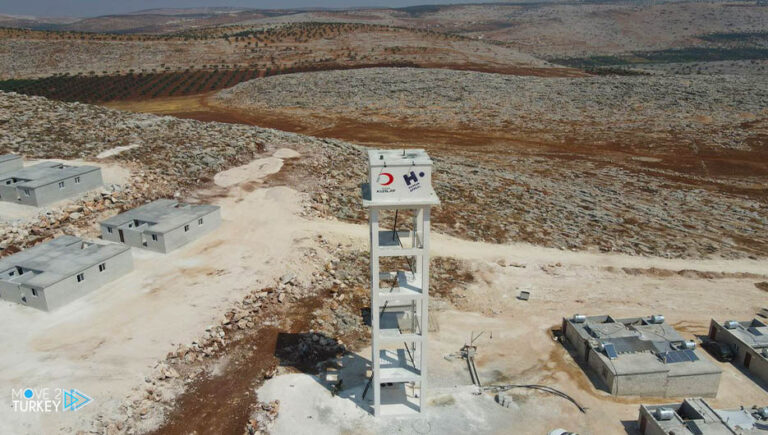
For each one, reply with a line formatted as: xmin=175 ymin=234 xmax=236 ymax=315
xmin=100 ymin=199 xmax=221 ymax=253
xmin=0 ymin=236 xmax=133 ymax=311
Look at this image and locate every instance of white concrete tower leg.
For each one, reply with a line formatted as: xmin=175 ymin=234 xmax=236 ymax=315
xmin=370 ymin=207 xmax=381 ymax=416
xmin=419 ymin=206 xmax=430 ymax=411
xmin=415 ymin=207 xmax=424 ymax=277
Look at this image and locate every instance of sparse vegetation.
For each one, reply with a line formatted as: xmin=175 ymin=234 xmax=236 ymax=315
xmin=554 ymin=47 xmax=768 ymax=68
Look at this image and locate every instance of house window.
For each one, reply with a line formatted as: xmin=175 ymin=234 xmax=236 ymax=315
xmin=58 ymin=181 xmax=65 ymax=189
xmin=75 ymin=177 xmax=81 ymax=184
xmin=198 ymin=218 xmax=204 ymax=225
xmin=31 ymin=288 xmax=37 ymax=297
xmin=184 ymin=225 xmax=190 ymax=232
xmin=151 ymin=234 xmax=158 ymax=241
xmin=99 ymin=263 xmax=106 ymax=272
xmin=76 ymin=273 xmax=85 ymax=282
xmin=107 ymin=227 xmax=113 ymax=234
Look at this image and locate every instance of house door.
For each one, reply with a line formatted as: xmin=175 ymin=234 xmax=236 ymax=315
xmin=639 ymin=415 xmax=647 ymax=434
xmin=708 ymin=326 xmax=717 ymax=340
xmin=584 ymin=341 xmax=590 ymax=363
xmin=745 ymin=353 xmax=752 ymax=369
xmin=119 ymin=229 xmax=125 ymax=243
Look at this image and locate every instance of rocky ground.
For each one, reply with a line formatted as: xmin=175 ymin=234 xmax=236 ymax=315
xmin=5 ymin=85 xmax=759 ymax=262
xmin=288 ymin=139 xmax=768 ymax=260
xmin=213 ymin=68 xmax=768 ymax=259
xmin=456 ymin=2 xmax=768 ymax=57
xmin=11 ymin=89 xmax=764 ymax=263
xmin=216 ymin=67 xmax=768 ymax=151
xmin=636 ymin=59 xmax=768 ymax=76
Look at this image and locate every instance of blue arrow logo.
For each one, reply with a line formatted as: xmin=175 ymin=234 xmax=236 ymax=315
xmin=63 ymin=389 xmax=92 ymax=411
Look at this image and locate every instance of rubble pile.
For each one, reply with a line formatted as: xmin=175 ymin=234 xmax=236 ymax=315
xmin=275 ymin=332 xmax=346 ymax=372
xmin=244 ymin=400 xmax=280 ymax=435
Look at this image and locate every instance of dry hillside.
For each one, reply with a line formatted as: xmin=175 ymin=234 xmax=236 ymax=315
xmin=0 ymin=24 xmax=565 ymax=79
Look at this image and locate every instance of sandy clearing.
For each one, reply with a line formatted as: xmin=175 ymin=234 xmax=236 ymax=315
xmin=273 ymin=148 xmax=301 ymax=159
xmin=303 ymin=219 xmax=768 ymax=277
xmin=213 ymin=157 xmax=283 ymax=188
xmin=0 ymin=158 xmax=131 ymax=223
xmin=258 ymin=271 xmax=768 ymax=435
xmin=96 ymin=144 xmax=140 ymax=159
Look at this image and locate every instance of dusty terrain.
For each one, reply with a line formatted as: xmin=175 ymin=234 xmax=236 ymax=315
xmin=0 ymin=2 xmax=767 ymax=434
xmin=0 ymin=24 xmax=563 ymax=80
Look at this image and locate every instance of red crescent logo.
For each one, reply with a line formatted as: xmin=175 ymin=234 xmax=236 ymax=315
xmin=379 ymin=172 xmax=394 ymax=186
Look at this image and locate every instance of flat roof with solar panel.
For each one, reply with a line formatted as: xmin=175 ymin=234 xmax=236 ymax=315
xmin=709 ymin=319 xmax=768 ymax=388
xmin=562 ymin=314 xmax=722 ymax=397
xmin=639 ymin=398 xmax=768 ymax=435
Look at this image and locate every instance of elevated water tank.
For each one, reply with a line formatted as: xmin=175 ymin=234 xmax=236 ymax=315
xmin=367 ymin=149 xmax=436 ymax=204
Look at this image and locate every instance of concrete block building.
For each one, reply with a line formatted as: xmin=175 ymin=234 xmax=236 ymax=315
xmin=638 ymin=398 xmax=768 ymax=434
xmin=562 ymin=314 xmax=722 ymax=397
xmin=0 ymin=154 xmax=23 ymax=174
xmin=0 ymin=236 xmax=133 ymax=311
xmin=100 ymin=199 xmax=221 ymax=253
xmin=709 ymin=318 xmax=768 ymax=385
xmin=0 ymin=161 xmax=103 ymax=206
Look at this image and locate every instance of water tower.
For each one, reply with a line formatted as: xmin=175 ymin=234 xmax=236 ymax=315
xmin=362 ymin=149 xmax=440 ymax=416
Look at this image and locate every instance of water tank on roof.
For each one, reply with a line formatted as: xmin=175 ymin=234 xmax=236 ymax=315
xmin=682 ymin=340 xmax=696 ymax=350
xmin=724 ymin=320 xmax=739 ymax=329
xmin=572 ymin=314 xmax=586 ymax=323
xmin=655 ymin=408 xmax=674 ymax=421
xmin=757 ymin=407 xmax=768 ymax=419
xmin=650 ymin=314 xmax=665 ymax=324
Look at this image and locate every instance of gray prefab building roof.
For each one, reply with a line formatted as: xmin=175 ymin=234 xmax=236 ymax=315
xmin=717 ymin=319 xmax=768 ymax=351
xmin=710 ymin=319 xmax=768 ymax=387
xmin=639 ymin=398 xmax=768 ymax=434
xmin=0 ymin=235 xmax=130 ymax=288
xmin=0 ymin=154 xmax=21 ymax=165
xmin=0 ymin=154 xmax=23 ymax=174
xmin=565 ymin=315 xmax=716 ymax=376
xmin=0 ymin=161 xmax=100 ymax=189
xmin=102 ymin=199 xmax=220 ymax=234
xmin=563 ymin=314 xmax=721 ymax=397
